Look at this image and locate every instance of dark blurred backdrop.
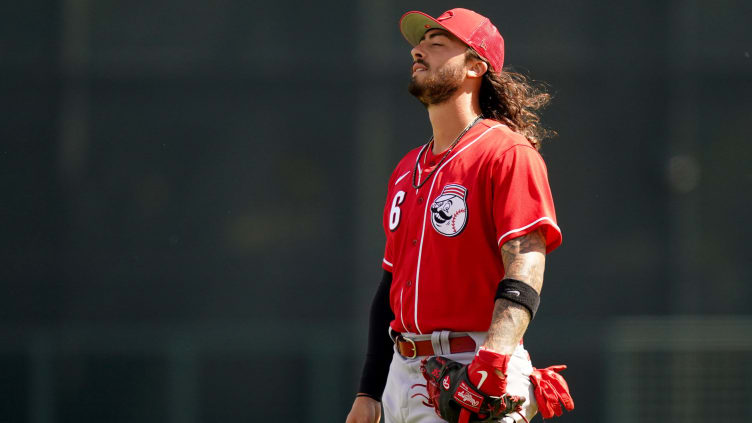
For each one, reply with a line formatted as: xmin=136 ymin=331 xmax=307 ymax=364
xmin=2 ymin=1 xmax=752 ymax=422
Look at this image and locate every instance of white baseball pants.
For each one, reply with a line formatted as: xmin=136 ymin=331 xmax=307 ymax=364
xmin=381 ymin=332 xmax=538 ymax=423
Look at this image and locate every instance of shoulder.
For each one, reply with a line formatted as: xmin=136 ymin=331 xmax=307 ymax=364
xmin=396 ymin=144 xmax=424 ymax=169
xmin=476 ymin=119 xmax=537 ymax=155
xmin=469 ymin=121 xmax=552 ymax=182
xmin=386 ymin=145 xmax=423 ymax=185
xmin=463 ymin=120 xmax=543 ymax=167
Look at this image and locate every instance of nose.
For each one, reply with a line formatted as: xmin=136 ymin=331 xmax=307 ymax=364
xmin=411 ymin=44 xmax=424 ymax=62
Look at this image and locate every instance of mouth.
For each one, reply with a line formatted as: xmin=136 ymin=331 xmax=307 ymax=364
xmin=412 ymin=63 xmax=427 ymax=74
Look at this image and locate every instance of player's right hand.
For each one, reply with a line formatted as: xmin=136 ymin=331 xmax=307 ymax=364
xmin=345 ymin=395 xmax=381 ymax=423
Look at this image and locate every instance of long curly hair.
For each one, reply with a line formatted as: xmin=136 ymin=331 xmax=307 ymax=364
xmin=466 ymin=49 xmax=556 ymax=150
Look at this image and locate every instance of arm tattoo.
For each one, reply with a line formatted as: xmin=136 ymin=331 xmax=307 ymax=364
xmin=483 ymin=299 xmax=532 ymax=354
xmin=500 ymin=229 xmax=546 ymax=293
xmin=482 ymin=229 xmax=547 ymax=354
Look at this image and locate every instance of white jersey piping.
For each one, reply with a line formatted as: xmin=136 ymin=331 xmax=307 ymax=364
xmin=399 ymin=287 xmax=407 ymax=333
xmin=496 ymin=216 xmax=561 ymax=246
xmin=383 ymin=258 xmax=393 ymax=267
xmin=413 ymin=124 xmax=503 ymax=334
xmin=415 ymin=164 xmax=422 ymax=196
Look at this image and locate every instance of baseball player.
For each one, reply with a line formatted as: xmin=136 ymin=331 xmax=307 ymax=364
xmin=346 ymin=8 xmax=574 ymax=423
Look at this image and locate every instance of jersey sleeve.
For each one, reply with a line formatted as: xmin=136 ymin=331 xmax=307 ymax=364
xmin=492 ymin=144 xmax=562 ymax=253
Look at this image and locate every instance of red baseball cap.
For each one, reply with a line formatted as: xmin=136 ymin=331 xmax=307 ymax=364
xmin=399 ymin=8 xmax=505 ymax=72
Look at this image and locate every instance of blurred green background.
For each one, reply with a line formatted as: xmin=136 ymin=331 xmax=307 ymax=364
xmin=2 ymin=0 xmax=751 ymax=422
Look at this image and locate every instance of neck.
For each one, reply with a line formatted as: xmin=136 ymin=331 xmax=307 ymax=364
xmin=427 ymin=90 xmax=482 ymax=153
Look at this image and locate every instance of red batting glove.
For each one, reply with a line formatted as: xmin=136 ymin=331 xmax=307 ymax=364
xmin=466 ymin=348 xmax=511 ymax=397
xmin=529 ymin=365 xmax=574 ymax=419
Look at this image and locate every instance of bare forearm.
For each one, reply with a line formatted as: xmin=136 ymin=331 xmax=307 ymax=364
xmin=483 ymin=299 xmax=531 ymax=354
xmin=481 ymin=229 xmax=546 ymax=353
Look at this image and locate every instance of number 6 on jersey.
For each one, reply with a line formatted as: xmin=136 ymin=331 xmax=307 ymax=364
xmin=389 ymin=190 xmax=406 ymax=231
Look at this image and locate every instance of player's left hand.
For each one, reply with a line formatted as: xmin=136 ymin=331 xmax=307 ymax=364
xmin=420 ymin=352 xmax=525 ymax=423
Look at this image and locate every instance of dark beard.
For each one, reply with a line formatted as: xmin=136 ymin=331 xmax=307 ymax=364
xmin=408 ymin=63 xmax=464 ymax=106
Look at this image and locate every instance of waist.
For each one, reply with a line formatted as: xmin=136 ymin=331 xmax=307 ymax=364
xmin=391 ymin=330 xmax=479 ymax=359
xmin=391 ymin=330 xmax=525 ymax=359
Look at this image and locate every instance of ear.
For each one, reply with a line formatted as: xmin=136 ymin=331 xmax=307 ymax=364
xmin=466 ymin=60 xmax=489 ymax=79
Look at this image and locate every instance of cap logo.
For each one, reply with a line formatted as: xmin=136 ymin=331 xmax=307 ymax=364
xmin=437 ymin=11 xmax=454 ymax=21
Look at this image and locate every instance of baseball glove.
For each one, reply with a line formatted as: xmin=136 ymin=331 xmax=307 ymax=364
xmin=420 ymin=355 xmax=526 ymax=423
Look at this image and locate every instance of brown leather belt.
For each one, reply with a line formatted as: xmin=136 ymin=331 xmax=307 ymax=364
xmin=395 ymin=335 xmax=477 ymax=359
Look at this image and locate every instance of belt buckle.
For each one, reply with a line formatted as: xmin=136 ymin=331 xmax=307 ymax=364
xmin=399 ymin=336 xmax=417 ymax=359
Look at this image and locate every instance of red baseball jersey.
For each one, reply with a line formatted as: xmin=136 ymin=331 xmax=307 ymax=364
xmin=381 ymin=119 xmax=562 ymax=334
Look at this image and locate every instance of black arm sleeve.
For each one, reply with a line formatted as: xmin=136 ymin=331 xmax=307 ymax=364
xmin=356 ymin=270 xmax=395 ymax=400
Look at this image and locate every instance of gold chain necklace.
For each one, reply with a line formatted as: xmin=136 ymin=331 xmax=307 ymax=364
xmin=411 ymin=115 xmax=482 ymax=189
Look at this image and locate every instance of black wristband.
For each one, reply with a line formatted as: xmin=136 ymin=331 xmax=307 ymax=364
xmin=495 ymin=278 xmax=540 ymax=318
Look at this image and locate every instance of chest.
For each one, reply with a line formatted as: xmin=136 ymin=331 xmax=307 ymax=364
xmin=386 ymin=152 xmax=494 ymax=241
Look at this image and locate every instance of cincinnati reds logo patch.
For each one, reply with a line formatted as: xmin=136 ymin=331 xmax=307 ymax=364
xmin=430 ymin=184 xmax=468 ymax=236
